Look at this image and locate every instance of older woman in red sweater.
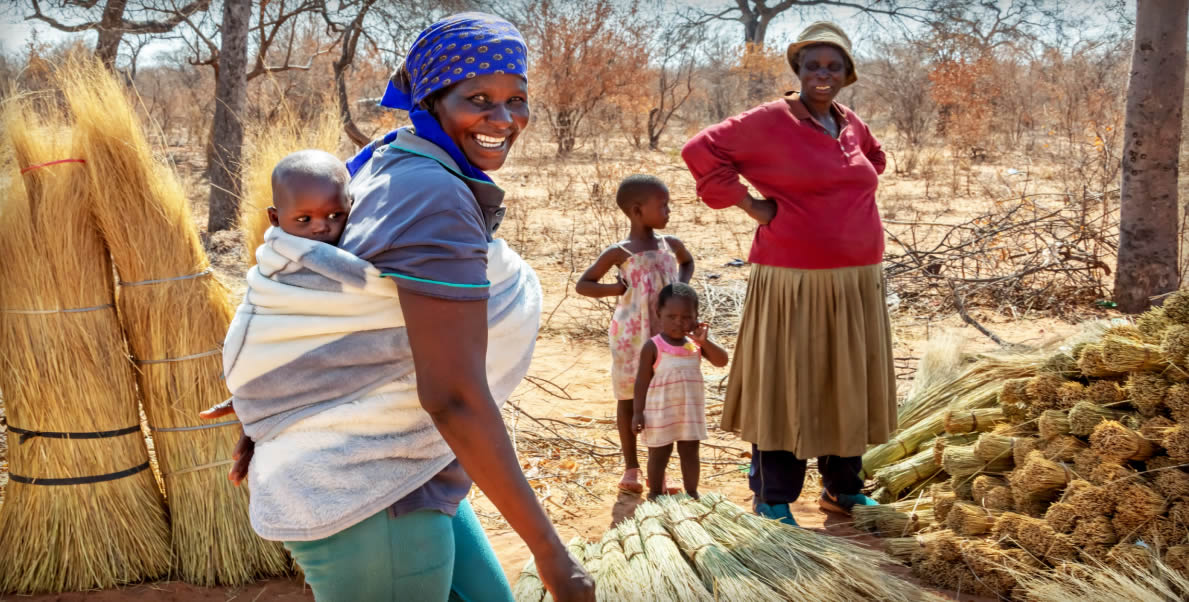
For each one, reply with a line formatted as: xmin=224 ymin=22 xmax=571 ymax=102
xmin=681 ymin=22 xmax=894 ymax=524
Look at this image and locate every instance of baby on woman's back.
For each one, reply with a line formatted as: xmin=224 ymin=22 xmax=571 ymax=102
xmin=267 ymin=149 xmax=352 ymax=246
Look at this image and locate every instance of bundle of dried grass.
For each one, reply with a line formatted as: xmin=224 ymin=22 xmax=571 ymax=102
xmin=947 ymin=502 xmax=1002 ymax=535
xmin=1014 ymin=436 xmax=1042 ymax=466
xmin=1111 ymin=481 xmax=1167 ymax=541
xmin=950 ymin=474 xmax=976 ymax=500
xmin=1088 ymin=380 xmax=1128 ymax=405
xmin=1010 ymin=451 xmax=1072 ymax=498
xmin=1078 ymin=344 xmax=1120 ymax=378
xmin=1026 ymin=373 xmax=1065 ymax=411
xmin=1127 ymin=372 xmax=1170 ymax=417
xmin=0 ymin=101 xmax=171 ymax=594
xmin=594 ymin=531 xmax=635 ymax=601
xmin=1069 ymin=401 xmax=1128 ymax=437
xmin=1043 ymin=434 xmax=1089 ymax=462
xmin=943 ymin=444 xmax=1012 ymax=477
xmin=932 ymin=432 xmax=980 ymax=465
xmin=1163 ymin=425 xmax=1189 ymax=461
xmin=1063 ymin=480 xmax=1115 ymax=518
xmin=1166 ymin=546 xmax=1189 ymax=579
xmin=993 ymin=512 xmax=1028 ymax=544
xmin=1044 ymin=351 xmax=1082 ymax=379
xmin=1015 ymin=547 xmax=1189 ymax=602
xmin=1089 ymin=461 xmax=1138 ymax=486
xmin=1001 ymin=378 xmax=1033 ymax=424
xmin=1168 ymin=384 xmax=1189 ymax=424
xmin=1044 ymin=502 xmax=1079 ymax=534
xmin=972 ymin=475 xmax=1013 ymax=511
xmin=512 ymin=537 xmax=583 ymax=602
xmin=616 ymin=519 xmax=686 ymax=601
xmin=1039 ymin=410 xmax=1073 ymax=439
xmin=1165 ymin=290 xmax=1189 ymax=324
xmin=1091 ymin=420 xmax=1158 ymax=463
xmin=959 ymin=539 xmax=1036 ymax=598
xmin=1056 ymin=381 xmax=1088 ymax=409
xmin=933 ymin=490 xmax=958 ymax=523
xmin=883 ymin=537 xmax=922 ymax=562
xmin=877 ymin=508 xmax=935 ymax=537
xmin=240 ymin=100 xmax=342 ymax=263
xmin=1138 ymin=306 xmax=1171 ymax=342
xmin=632 ymin=502 xmax=710 ymax=601
xmin=1018 ymin=516 xmax=1078 ymax=564
xmin=61 ymin=58 xmax=287 ymax=584
xmin=1102 ymin=334 xmax=1167 ymax=372
xmin=1070 ymin=515 xmax=1117 ymax=548
xmin=974 ymin=432 xmax=1017 ymax=464
xmin=1141 ymin=416 xmax=1177 ymax=440
xmin=1152 ymin=467 xmax=1189 ymax=499
xmin=1072 ymin=448 xmax=1103 ymax=476
xmin=1161 ymin=325 xmax=1189 ymax=366
xmin=1106 ymin=543 xmax=1156 ymax=570
xmin=944 ymin=407 xmax=1006 ymax=434
xmin=657 ymin=497 xmax=782 ymax=602
xmin=874 ymin=448 xmax=942 ymax=496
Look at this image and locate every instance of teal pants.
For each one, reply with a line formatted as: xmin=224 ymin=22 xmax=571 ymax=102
xmin=284 ymin=499 xmax=513 ymax=602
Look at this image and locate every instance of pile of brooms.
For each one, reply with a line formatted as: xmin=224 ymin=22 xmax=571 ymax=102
xmin=853 ymin=301 xmax=1189 ymax=600
xmin=0 ymin=58 xmax=287 ymax=593
xmin=512 ymin=493 xmax=939 ymax=602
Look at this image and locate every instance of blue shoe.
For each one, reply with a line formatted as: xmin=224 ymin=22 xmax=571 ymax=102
xmin=754 ymin=502 xmax=799 ymax=527
xmin=819 ymin=490 xmax=879 ymax=516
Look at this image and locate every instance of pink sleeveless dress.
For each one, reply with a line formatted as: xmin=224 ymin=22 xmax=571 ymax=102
xmin=640 ymin=335 xmax=707 ymax=448
xmin=608 ymin=238 xmax=679 ymax=400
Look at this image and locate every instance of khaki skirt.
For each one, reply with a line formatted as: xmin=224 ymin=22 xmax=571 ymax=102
xmin=721 ymin=263 xmax=896 ymax=458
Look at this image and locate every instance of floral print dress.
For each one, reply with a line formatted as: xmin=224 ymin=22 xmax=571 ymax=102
xmin=609 ymin=237 xmax=679 ymax=400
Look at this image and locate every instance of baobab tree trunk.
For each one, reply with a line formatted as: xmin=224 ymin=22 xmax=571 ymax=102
xmin=206 ymin=0 xmax=250 ymax=233
xmin=1114 ymin=0 xmax=1188 ymax=312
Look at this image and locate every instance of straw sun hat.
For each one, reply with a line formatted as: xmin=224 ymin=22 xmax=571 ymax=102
xmin=786 ymin=21 xmax=858 ymax=87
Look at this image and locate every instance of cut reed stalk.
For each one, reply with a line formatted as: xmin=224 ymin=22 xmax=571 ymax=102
xmin=0 ymin=100 xmax=171 ymax=594
xmin=1039 ymin=410 xmax=1073 ymax=439
xmin=61 ymin=58 xmax=287 ymax=584
xmin=1069 ymin=401 xmax=1129 ymax=436
xmin=1090 ymin=420 xmax=1158 ymax=463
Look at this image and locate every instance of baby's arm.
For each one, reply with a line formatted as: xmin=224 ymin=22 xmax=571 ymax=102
xmin=690 ymin=323 xmax=729 ymax=368
xmin=666 ymin=236 xmax=695 ymax=284
xmin=632 ymin=340 xmax=658 ymax=433
xmin=575 ymin=245 xmax=630 ymax=298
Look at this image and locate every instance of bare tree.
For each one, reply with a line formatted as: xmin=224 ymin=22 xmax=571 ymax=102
xmin=1114 ymin=0 xmax=1187 ymax=312
xmin=646 ymin=20 xmax=700 ymax=150
xmin=25 ymin=0 xmax=210 ymax=68
xmin=690 ymin=0 xmax=931 ymax=47
xmin=206 ymin=0 xmax=249 ymax=233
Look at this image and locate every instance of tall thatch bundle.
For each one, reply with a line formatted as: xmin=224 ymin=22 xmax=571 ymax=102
xmin=1009 ymin=451 xmax=1071 ymax=498
xmin=240 ymin=100 xmax=342 ymax=263
xmin=1126 ymin=372 xmax=1170 ymax=418
xmin=632 ymin=502 xmax=710 ymax=601
xmin=874 ymin=448 xmax=942 ymax=496
xmin=0 ymin=101 xmax=171 ymax=593
xmin=973 ymin=432 xmax=1016 ymax=463
xmin=59 ymin=58 xmax=287 ymax=584
xmin=1090 ymin=420 xmax=1157 ymax=463
xmin=1068 ymin=401 xmax=1127 ymax=436
xmin=942 ymin=444 xmax=1012 ymax=477
xmin=1039 ymin=410 xmax=1073 ymax=439
xmin=657 ymin=497 xmax=782 ymax=601
xmin=1101 ymin=334 xmax=1167 ymax=372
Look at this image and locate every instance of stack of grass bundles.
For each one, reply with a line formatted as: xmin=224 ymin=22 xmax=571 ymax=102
xmin=240 ymin=101 xmax=341 ymax=263
xmin=1090 ymin=420 xmax=1157 ymax=463
xmin=874 ymin=448 xmax=941 ymax=496
xmin=632 ymin=502 xmax=710 ymax=601
xmin=657 ymin=497 xmax=781 ymax=601
xmin=1012 ymin=548 xmax=1189 ymax=602
xmin=942 ymin=444 xmax=1012 ymax=477
xmin=943 ymin=407 xmax=1004 ymax=434
xmin=60 ymin=59 xmax=287 ymax=584
xmin=0 ymin=102 xmax=171 ymax=593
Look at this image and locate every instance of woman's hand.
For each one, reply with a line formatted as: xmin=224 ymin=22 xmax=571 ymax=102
xmin=536 ymin=547 xmax=596 ymax=602
xmin=739 ymin=195 xmax=777 ymax=225
xmin=198 ymin=400 xmax=253 ymax=486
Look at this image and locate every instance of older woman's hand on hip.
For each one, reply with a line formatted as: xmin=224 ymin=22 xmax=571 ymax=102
xmin=739 ymin=194 xmax=777 ymax=225
xmin=198 ymin=399 xmax=253 ymax=486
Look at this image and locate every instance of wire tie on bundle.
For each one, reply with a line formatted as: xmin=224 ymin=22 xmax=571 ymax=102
xmin=134 ymin=347 xmax=221 ymax=365
xmin=9 ymin=460 xmax=150 ymax=486
xmin=19 ymin=158 xmax=86 ymax=174
xmin=119 ymin=268 xmax=213 ymax=287
xmin=1 ymin=419 xmax=140 ymax=445
xmin=165 ymin=459 xmax=235 ymax=477
xmin=0 ymin=303 xmax=114 ymax=315
xmin=151 ymin=420 xmax=240 ymax=433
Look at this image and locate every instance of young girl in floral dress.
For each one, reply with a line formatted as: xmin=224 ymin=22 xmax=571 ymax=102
xmin=576 ymin=174 xmax=693 ymax=494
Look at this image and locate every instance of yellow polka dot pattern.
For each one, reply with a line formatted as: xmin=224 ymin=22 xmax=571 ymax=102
xmin=396 ymin=12 xmax=528 ymax=108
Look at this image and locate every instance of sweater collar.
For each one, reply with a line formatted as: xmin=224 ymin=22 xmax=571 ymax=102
xmin=783 ymin=91 xmax=849 ymax=131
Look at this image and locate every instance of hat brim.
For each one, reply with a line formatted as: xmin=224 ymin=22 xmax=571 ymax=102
xmin=786 ymin=41 xmax=858 ymax=87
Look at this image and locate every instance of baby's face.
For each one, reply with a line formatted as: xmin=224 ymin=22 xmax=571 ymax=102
xmin=270 ymin=179 xmax=350 ymax=245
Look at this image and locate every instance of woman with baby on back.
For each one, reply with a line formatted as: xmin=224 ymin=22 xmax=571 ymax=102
xmin=576 ymin=175 xmax=695 ymax=495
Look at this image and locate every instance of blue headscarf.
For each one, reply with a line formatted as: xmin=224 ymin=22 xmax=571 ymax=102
xmin=347 ymin=12 xmax=528 ymax=182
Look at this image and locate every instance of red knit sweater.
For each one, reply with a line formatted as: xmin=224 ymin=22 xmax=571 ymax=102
xmin=681 ymin=93 xmax=886 ymax=270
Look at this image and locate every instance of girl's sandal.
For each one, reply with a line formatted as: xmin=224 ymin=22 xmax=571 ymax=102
xmin=617 ymin=468 xmax=644 ymax=494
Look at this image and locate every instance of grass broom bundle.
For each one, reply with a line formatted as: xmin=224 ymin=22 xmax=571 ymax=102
xmin=932 ymin=432 xmax=980 ymax=465
xmin=240 ymin=100 xmax=342 ymax=264
xmin=1161 ymin=325 xmax=1189 ymax=367
xmin=656 ymin=497 xmax=782 ymax=602
xmin=1001 ymin=378 xmax=1033 ymax=424
xmin=1138 ymin=306 xmax=1171 ymax=343
xmin=1164 ymin=290 xmax=1189 ymax=325
xmin=631 ymin=502 xmax=711 ymax=601
xmin=874 ymin=448 xmax=942 ymax=496
xmin=1039 ymin=410 xmax=1073 ymax=439
xmin=974 ymin=432 xmax=1016 ymax=464
xmin=946 ymin=501 xmax=1002 ymax=536
xmin=1167 ymin=384 xmax=1189 ymax=424
xmin=944 ymin=407 xmax=1005 ymax=434
xmin=942 ymin=444 xmax=1012 ymax=477
xmin=1090 ymin=420 xmax=1158 ymax=463
xmin=1152 ymin=466 xmax=1189 ymax=499
xmin=1163 ymin=425 xmax=1189 ymax=461
xmin=60 ymin=58 xmax=287 ymax=584
xmin=1009 ymin=450 xmax=1072 ymax=498
xmin=617 ymin=519 xmax=688 ymax=601
xmin=1078 ymin=344 xmax=1121 ymax=378
xmin=0 ymin=103 xmax=171 ymax=594
xmin=1069 ymin=401 xmax=1129 ymax=437
xmin=594 ymin=530 xmax=635 ymax=602
xmin=1044 ymin=434 xmax=1090 ymax=462
xmin=1102 ymin=334 xmax=1167 ymax=372
xmin=1044 ymin=502 xmax=1079 ymax=534
xmin=694 ymin=494 xmax=933 ymax=602
xmin=1127 ymin=372 xmax=1170 ymax=418
xmin=972 ymin=475 xmax=1013 ymax=511
xmin=883 ymin=537 xmax=922 ymax=562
